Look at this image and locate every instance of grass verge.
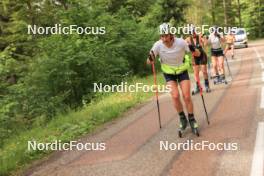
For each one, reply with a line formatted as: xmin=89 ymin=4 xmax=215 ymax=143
xmin=0 ymin=73 xmax=165 ymax=176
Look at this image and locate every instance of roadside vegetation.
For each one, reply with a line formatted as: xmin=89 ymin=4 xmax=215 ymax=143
xmin=0 ymin=0 xmax=263 ymax=175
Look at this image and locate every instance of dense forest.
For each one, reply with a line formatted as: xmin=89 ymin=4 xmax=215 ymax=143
xmin=0 ymin=0 xmax=263 ymax=147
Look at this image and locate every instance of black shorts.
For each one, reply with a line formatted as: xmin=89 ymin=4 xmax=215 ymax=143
xmin=211 ymin=48 xmax=224 ymax=57
xmin=193 ymin=51 xmax=208 ymax=65
xmin=163 ymin=71 xmax=190 ymax=83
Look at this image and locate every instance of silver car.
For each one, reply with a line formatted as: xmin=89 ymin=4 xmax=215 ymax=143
xmin=234 ymin=28 xmax=248 ymax=48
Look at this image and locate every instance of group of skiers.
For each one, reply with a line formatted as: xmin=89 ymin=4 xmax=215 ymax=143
xmin=147 ymin=23 xmax=235 ymax=136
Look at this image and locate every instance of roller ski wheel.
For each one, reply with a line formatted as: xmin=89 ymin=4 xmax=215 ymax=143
xmin=222 ymin=79 xmax=228 ymax=85
xmin=214 ymin=77 xmax=227 ymax=85
xmin=178 ymin=130 xmax=183 ymax=138
xmin=178 ymin=127 xmax=199 ymax=137
xmin=178 ymin=116 xmax=188 ymax=138
xmin=219 ymin=76 xmax=228 ymax=85
xmin=213 ymin=76 xmax=219 ymax=85
xmin=178 ymin=127 xmax=187 ymax=138
xmin=214 ymin=80 xmax=227 ymax=85
xmin=205 ymin=86 xmax=211 ymax=93
xmin=219 ymin=75 xmax=228 ymax=85
xmin=213 ymin=79 xmax=218 ymax=85
xmin=189 ymin=117 xmax=199 ymax=137
xmin=193 ymin=128 xmax=200 ymax=137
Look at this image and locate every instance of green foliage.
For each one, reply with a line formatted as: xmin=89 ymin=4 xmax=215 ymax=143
xmin=185 ymin=0 xmax=264 ymax=38
xmin=0 ymin=74 xmax=165 ymax=175
xmin=0 ymin=0 xmax=264 ymax=174
xmin=0 ymin=0 xmax=159 ymax=150
xmin=242 ymin=0 xmax=264 ymax=38
xmin=159 ymin=0 xmax=188 ymax=23
xmin=142 ymin=0 xmax=189 ymax=27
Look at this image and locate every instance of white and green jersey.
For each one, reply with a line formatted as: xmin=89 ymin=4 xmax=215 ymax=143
xmin=150 ymin=37 xmax=191 ymax=75
xmin=151 ymin=37 xmax=190 ymax=67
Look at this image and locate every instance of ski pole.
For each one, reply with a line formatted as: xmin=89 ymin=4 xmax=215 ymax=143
xmin=207 ymin=59 xmax=212 ymax=79
xmin=191 ymin=51 xmax=210 ymax=125
xmin=197 ymin=78 xmax=210 ymax=125
xmin=205 ymin=47 xmax=212 ymax=79
xmin=149 ymin=50 xmax=162 ymax=129
xmin=224 ymin=55 xmax=233 ymax=80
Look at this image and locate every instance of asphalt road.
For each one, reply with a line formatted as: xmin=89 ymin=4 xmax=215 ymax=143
xmin=25 ymin=39 xmax=264 ymax=176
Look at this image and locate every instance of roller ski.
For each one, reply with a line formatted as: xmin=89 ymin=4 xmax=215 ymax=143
xmin=213 ymin=75 xmax=219 ymax=85
xmin=219 ymin=74 xmax=227 ymax=84
xmin=189 ymin=116 xmax=199 ymax=137
xmin=205 ymin=79 xmax=211 ymax=93
xmin=213 ymin=74 xmax=227 ymax=85
xmin=178 ymin=113 xmax=188 ymax=138
xmin=205 ymin=85 xmax=211 ymax=92
xmin=178 ymin=114 xmax=199 ymax=137
xmin=191 ymin=86 xmax=200 ymax=95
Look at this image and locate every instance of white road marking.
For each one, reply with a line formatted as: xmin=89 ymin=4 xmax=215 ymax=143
xmin=261 ymin=63 xmax=264 ymax=69
xmin=253 ymin=47 xmax=264 ymax=69
xmin=250 ymin=122 xmax=264 ymax=176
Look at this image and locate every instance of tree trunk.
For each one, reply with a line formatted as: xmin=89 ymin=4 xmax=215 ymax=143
xmin=210 ymin=0 xmax=215 ymax=24
xmin=258 ymin=0 xmax=261 ymax=38
xmin=26 ymin=1 xmax=35 ymax=26
xmin=58 ymin=0 xmax=68 ymax=10
xmin=223 ymin=0 xmax=227 ymax=26
xmin=237 ymin=0 xmax=242 ymax=27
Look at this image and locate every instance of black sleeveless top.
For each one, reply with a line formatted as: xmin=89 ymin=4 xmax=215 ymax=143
xmin=190 ymin=35 xmax=206 ymax=59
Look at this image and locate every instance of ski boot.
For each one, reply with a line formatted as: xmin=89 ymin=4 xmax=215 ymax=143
xmin=213 ymin=75 xmax=220 ymax=85
xmin=219 ymin=74 xmax=228 ymax=84
xmin=192 ymin=86 xmax=200 ymax=95
xmin=188 ymin=116 xmax=199 ymax=137
xmin=205 ymin=84 xmax=211 ymax=93
xmin=178 ymin=114 xmax=188 ymax=138
xmin=205 ymin=79 xmax=211 ymax=93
